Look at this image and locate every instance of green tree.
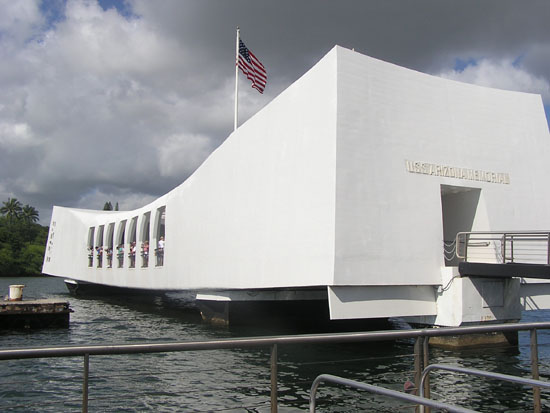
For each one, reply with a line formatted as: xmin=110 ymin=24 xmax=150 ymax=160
xmin=0 ymin=245 xmax=16 ymax=276
xmin=33 ymin=225 xmax=49 ymax=246
xmin=0 ymin=199 xmax=48 ymax=276
xmin=19 ymin=244 xmax=46 ymax=275
xmin=103 ymin=201 xmax=113 ymax=211
xmin=21 ymin=204 xmax=39 ymax=223
xmin=0 ymin=198 xmax=22 ymax=221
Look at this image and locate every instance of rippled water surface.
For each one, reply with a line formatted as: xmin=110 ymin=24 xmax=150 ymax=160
xmin=0 ymin=276 xmax=549 ymax=412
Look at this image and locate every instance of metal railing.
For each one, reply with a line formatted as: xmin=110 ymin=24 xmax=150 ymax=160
xmin=1 ymin=321 xmax=550 ymax=412
xmin=309 ymin=373 xmax=476 ymax=413
xmin=444 ymin=239 xmax=457 ymax=263
xmin=116 ymin=251 xmax=124 ymax=268
xmin=128 ymin=251 xmax=136 ymax=268
xmin=419 ymin=363 xmax=550 ymax=413
xmin=455 ymin=231 xmax=550 ymax=264
xmin=154 ymin=247 xmax=164 ymax=266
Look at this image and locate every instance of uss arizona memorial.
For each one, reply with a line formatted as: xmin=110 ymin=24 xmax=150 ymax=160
xmin=43 ymin=46 xmax=550 ymax=328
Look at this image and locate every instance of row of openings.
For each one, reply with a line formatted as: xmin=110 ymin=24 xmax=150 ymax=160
xmin=87 ymin=206 xmax=165 ymax=269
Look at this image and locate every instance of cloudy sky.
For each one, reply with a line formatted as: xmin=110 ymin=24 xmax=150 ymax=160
xmin=1 ymin=0 xmax=549 ymax=224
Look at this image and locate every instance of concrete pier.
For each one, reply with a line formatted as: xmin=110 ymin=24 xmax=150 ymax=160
xmin=428 ymin=330 xmax=519 ymax=349
xmin=0 ymin=299 xmax=72 ymax=329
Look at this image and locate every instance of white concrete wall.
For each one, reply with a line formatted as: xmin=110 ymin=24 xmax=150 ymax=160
xmin=333 ymin=47 xmax=550 ymax=288
xmin=43 ymin=48 xmax=338 ymax=290
xmin=169 ymin=49 xmax=337 ymax=289
xmin=45 ymin=196 xmax=170 ymax=290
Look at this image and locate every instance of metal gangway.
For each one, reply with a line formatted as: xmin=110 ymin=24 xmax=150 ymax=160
xmin=445 ymin=231 xmax=550 ymax=279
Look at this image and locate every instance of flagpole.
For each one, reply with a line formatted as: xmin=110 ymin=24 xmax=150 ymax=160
xmin=234 ymin=27 xmax=240 ymax=131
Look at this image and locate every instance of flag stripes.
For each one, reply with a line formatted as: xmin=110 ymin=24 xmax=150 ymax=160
xmin=238 ymin=39 xmax=267 ymax=93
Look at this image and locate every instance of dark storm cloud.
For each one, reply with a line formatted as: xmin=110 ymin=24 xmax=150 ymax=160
xmin=134 ymin=0 xmax=550 ymax=79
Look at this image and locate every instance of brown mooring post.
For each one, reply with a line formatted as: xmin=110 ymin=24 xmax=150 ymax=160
xmin=531 ymin=329 xmax=541 ymax=413
xmin=270 ymin=344 xmax=278 ymax=413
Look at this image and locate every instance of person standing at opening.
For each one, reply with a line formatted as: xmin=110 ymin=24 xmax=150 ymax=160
xmin=157 ymin=236 xmax=165 ymax=266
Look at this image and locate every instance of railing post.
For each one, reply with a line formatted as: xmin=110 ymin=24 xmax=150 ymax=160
xmin=414 ymin=336 xmax=423 ymax=413
xmin=502 ymin=234 xmax=506 ymax=263
xmin=547 ymin=233 xmax=550 ymax=265
xmin=530 ymin=329 xmax=541 ymax=413
xmin=270 ymin=344 xmax=278 ymax=413
xmin=82 ymin=353 xmax=89 ymax=413
xmin=464 ymin=234 xmax=469 ymax=262
xmin=423 ymin=337 xmax=431 ymax=413
xmin=510 ymin=234 xmax=514 ymax=263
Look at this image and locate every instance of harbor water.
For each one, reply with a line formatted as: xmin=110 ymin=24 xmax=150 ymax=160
xmin=0 ymin=276 xmax=549 ymax=412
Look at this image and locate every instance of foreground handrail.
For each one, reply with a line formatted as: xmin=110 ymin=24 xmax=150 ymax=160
xmin=420 ymin=363 xmax=550 ymax=403
xmin=418 ymin=363 xmax=550 ymax=413
xmin=309 ymin=374 xmax=477 ymax=413
xmin=2 ymin=321 xmax=550 ymax=412
xmin=2 ymin=321 xmax=550 ymax=360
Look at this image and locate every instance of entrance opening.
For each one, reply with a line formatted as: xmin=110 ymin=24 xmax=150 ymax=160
xmin=441 ymin=185 xmax=481 ymax=266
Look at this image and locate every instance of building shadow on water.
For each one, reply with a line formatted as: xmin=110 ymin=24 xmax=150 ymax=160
xmin=67 ymin=289 xmax=203 ymax=325
xmin=68 ymin=285 xmax=399 ymax=337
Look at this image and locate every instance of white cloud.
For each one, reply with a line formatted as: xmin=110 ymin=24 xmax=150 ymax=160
xmin=75 ymin=187 xmax=157 ymax=211
xmin=438 ymin=58 xmax=550 ymax=101
xmin=0 ymin=122 xmax=37 ymax=150
xmin=0 ymin=0 xmax=232 ymax=223
xmin=0 ymin=0 xmax=44 ymax=46
xmin=42 ymin=0 xmax=185 ymax=77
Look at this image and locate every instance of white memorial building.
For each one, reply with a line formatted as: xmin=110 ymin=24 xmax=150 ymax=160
xmin=43 ymin=46 xmax=550 ymax=328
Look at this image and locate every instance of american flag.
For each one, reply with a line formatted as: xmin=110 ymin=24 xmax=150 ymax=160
xmin=238 ymin=39 xmax=267 ymax=94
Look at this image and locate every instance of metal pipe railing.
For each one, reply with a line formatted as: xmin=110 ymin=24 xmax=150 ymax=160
xmin=270 ymin=344 xmax=277 ymax=413
xmin=82 ymin=353 xmax=89 ymax=413
xmin=419 ymin=363 xmax=550 ymax=410
xmin=3 ymin=321 xmax=550 ymax=361
xmin=422 ymin=335 xmax=431 ymax=413
xmin=2 ymin=321 xmax=550 ymax=412
xmin=309 ymin=373 xmax=477 ymax=413
xmin=531 ymin=329 xmax=542 ymax=413
xmin=455 ymin=231 xmax=550 ymax=264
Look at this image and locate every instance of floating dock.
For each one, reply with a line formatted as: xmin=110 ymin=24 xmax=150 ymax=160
xmin=0 ymin=299 xmax=72 ymax=329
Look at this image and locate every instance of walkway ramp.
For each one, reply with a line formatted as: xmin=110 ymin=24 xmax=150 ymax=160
xmin=456 ymin=231 xmax=550 ymax=279
xmin=454 ymin=231 xmax=550 ymax=311
xmin=459 ymin=262 xmax=550 ymax=279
